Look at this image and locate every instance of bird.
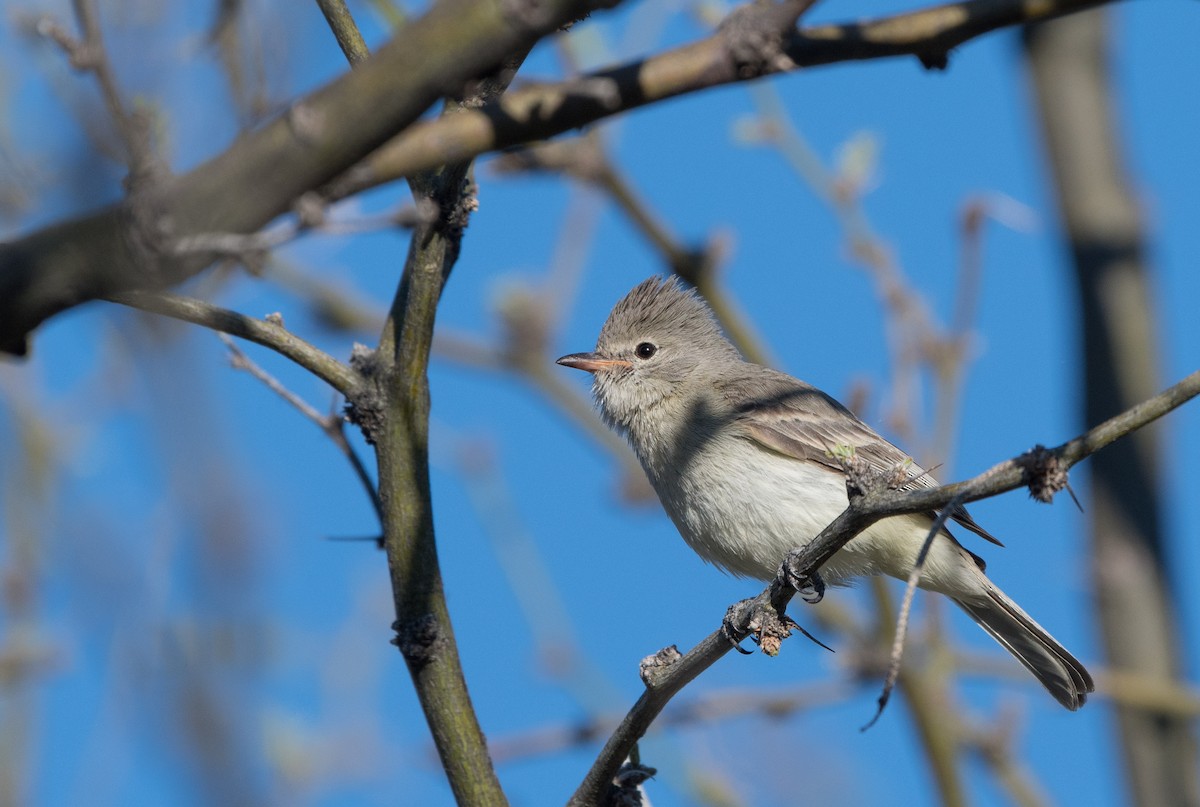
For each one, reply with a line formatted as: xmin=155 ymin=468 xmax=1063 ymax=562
xmin=556 ymin=275 xmax=1093 ymax=710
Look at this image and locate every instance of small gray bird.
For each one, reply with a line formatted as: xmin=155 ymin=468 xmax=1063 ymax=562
xmin=557 ymin=276 xmax=1092 ymax=710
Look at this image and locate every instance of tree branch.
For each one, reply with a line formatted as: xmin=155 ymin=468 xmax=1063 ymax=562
xmin=109 ymin=289 xmax=362 ymax=398
xmin=0 ymin=0 xmax=618 ymax=355
xmin=570 ymin=368 xmax=1199 ymax=806
xmin=325 ymin=0 xmax=1111 ymax=202
xmin=335 ymin=7 xmax=533 ymax=802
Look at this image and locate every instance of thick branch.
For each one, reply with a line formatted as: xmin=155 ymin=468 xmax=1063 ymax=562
xmin=360 ymin=15 xmax=532 ymax=804
xmin=570 ymin=368 xmax=1199 ymax=805
xmin=0 ymin=0 xmax=615 ymax=355
xmin=326 ymin=0 xmax=1110 ymax=201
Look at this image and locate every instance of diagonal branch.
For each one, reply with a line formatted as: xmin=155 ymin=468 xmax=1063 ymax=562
xmin=570 ymin=367 xmax=1200 ymax=806
xmin=325 ymin=0 xmax=1111 ymax=202
xmin=0 ymin=0 xmax=620 ymax=355
xmin=110 ymin=289 xmax=362 ymax=398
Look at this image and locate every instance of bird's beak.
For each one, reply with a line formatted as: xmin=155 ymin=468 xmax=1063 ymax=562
xmin=555 ymin=352 xmax=631 ymax=373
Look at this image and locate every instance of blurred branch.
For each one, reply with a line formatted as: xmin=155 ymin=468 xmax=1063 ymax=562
xmin=218 ymin=335 xmax=382 ymax=522
xmin=957 ymin=652 xmax=1200 ymax=717
xmin=0 ymin=387 xmax=61 ymax=805
xmin=494 ymin=136 xmax=774 ymax=366
xmin=572 ymin=369 xmax=1200 ymax=805
xmin=170 ymin=198 xmax=436 ymax=265
xmin=260 ymin=265 xmax=654 ymax=500
xmin=0 ymin=0 xmax=1111 ymax=354
xmin=866 ymin=578 xmax=968 ymax=807
xmin=1023 ymin=11 xmax=1199 ymax=806
xmin=490 ymin=681 xmax=850 ymax=763
xmin=447 ymin=434 xmax=626 ymax=713
xmin=962 ymin=712 xmax=1053 ymax=807
xmin=740 ymin=80 xmax=956 ymax=450
xmin=31 ymin=0 xmax=160 ymax=180
xmin=0 ymin=0 xmax=619 ymax=355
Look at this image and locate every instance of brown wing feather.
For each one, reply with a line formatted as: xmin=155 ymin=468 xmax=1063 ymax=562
xmin=721 ymin=368 xmax=1003 ymax=549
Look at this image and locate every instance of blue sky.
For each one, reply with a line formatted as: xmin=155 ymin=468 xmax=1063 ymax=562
xmin=1 ymin=1 xmax=1198 ymax=805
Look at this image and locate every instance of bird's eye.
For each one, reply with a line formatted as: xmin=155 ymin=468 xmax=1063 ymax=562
xmin=635 ymin=342 xmax=657 ymax=360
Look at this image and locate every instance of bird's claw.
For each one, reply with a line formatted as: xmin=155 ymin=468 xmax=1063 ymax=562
xmin=783 ymin=557 xmax=826 ymax=604
xmin=722 ymin=598 xmax=757 ymax=653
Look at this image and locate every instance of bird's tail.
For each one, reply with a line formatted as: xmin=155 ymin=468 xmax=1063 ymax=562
xmin=954 ymin=586 xmax=1094 ymax=710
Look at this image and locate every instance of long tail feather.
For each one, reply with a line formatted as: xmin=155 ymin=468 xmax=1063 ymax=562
xmin=955 ymin=587 xmax=1094 ymax=710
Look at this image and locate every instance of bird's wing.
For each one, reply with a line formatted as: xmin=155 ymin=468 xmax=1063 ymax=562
xmin=722 ymin=369 xmax=1003 ymax=548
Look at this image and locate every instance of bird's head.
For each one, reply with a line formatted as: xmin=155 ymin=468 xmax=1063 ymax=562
xmin=556 ymin=276 xmax=740 ymax=434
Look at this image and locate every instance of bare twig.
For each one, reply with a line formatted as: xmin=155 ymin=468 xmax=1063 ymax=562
xmin=108 ymin=290 xmax=362 ymax=398
xmin=171 ymin=200 xmax=436 ymax=261
xmin=316 ymin=0 xmax=373 ymax=66
xmin=217 ymin=334 xmax=383 ymax=521
xmin=490 ymin=680 xmax=850 ymax=762
xmin=33 ymin=0 xmax=160 ymax=180
xmin=861 ymin=492 xmax=967 ymax=731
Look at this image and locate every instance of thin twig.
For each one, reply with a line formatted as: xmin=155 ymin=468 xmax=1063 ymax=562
xmin=217 ymin=335 xmax=383 ymax=521
xmin=861 ymin=491 xmax=967 ymax=731
xmin=171 ymin=201 xmax=435 ymax=260
xmin=109 ymin=290 xmax=362 ymax=398
xmin=315 ymin=0 xmax=373 ymax=66
xmin=220 ymin=334 xmax=326 ymax=423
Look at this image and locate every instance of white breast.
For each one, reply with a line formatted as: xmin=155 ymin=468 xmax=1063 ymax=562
xmin=642 ymin=432 xmax=986 ymax=598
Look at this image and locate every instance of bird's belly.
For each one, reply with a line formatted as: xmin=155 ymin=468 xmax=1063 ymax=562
xmin=651 ymin=440 xmax=973 ymax=591
xmin=653 ymin=443 xmax=853 ymax=580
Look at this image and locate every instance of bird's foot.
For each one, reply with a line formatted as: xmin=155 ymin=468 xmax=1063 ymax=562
xmin=723 ymin=594 xmax=798 ymax=657
xmin=782 ymin=556 xmax=826 ymax=604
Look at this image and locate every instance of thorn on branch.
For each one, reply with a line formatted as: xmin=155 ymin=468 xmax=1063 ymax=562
xmin=1018 ymin=444 xmax=1070 ymax=503
xmin=917 ymin=50 xmax=950 ymax=70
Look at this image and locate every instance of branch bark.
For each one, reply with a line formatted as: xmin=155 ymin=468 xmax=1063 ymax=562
xmin=326 ymin=7 xmax=530 ymax=801
xmin=324 ymin=0 xmax=1111 ymax=202
xmin=1 ymin=0 xmax=1113 ymax=356
xmin=0 ymin=0 xmax=615 ymax=355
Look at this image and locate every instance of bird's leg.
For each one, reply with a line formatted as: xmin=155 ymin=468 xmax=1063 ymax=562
xmin=721 ymin=597 xmax=760 ymax=654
